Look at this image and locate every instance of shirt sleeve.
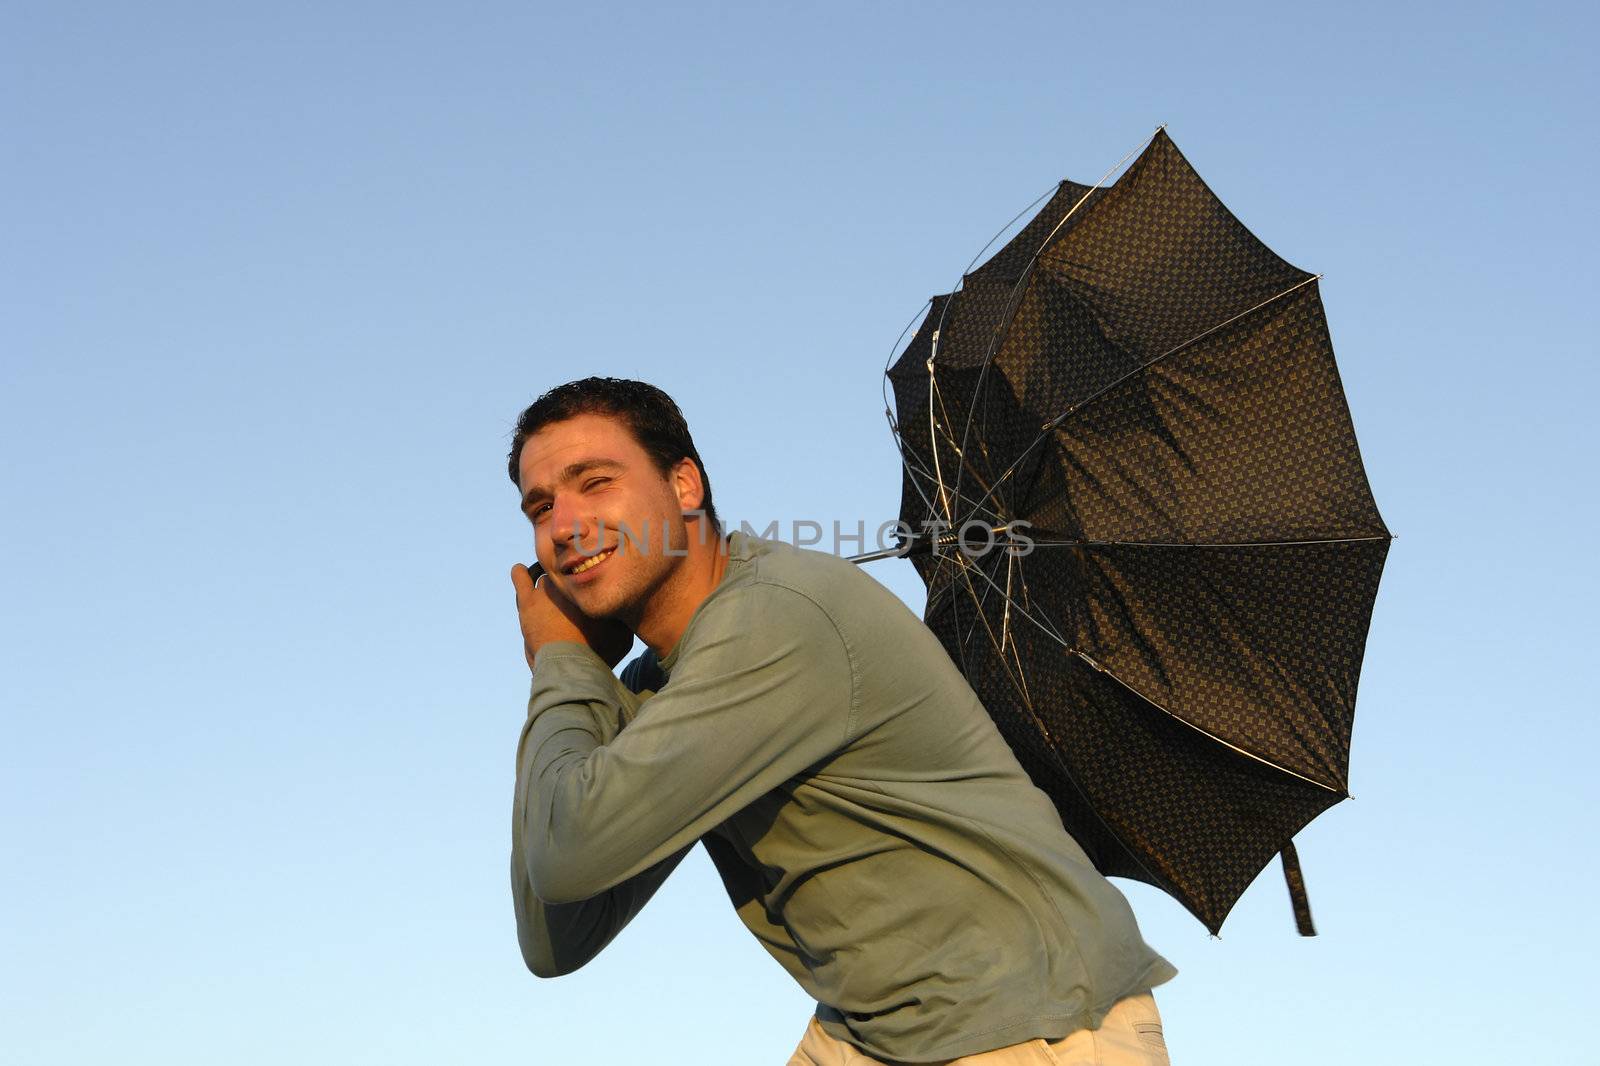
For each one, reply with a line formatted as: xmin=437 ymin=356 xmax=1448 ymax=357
xmin=511 ymin=841 xmax=693 ymax=977
xmin=515 ymin=583 xmax=856 ymax=904
xmin=510 ymin=653 xmax=687 ymax=976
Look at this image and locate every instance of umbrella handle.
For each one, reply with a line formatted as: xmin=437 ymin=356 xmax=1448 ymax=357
xmin=1281 ymin=842 xmax=1317 ymax=937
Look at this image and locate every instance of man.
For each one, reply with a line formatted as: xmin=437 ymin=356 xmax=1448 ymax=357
xmin=508 ymin=377 xmax=1177 ymax=1064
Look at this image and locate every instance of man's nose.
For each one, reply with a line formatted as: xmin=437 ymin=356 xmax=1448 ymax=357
xmin=549 ymin=497 xmax=593 ymax=551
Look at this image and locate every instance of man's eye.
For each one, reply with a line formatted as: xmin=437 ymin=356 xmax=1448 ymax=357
xmin=583 ymin=477 xmax=612 ymax=491
xmin=529 ymin=502 xmax=551 ymax=522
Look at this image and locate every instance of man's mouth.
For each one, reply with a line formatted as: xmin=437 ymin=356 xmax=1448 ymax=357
xmin=564 ymin=547 xmax=616 ymax=576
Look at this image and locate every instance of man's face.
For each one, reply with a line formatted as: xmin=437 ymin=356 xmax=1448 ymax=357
xmin=517 ymin=412 xmax=691 ymax=623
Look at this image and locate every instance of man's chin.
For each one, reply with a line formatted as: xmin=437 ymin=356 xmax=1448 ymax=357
xmin=566 ymin=586 xmax=624 ymax=623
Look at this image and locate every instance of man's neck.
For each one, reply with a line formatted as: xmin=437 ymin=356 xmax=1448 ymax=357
xmin=631 ymin=521 xmax=729 ymax=658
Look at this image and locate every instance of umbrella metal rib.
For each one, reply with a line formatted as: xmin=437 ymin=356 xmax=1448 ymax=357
xmin=919 ymin=534 xmax=1342 ymax=796
xmin=1024 ymin=536 xmax=1393 ymax=550
xmin=1038 ymin=537 xmax=1367 ymax=794
xmin=925 ymin=537 xmax=1181 ymax=901
xmin=946 ymin=127 xmax=1164 ymax=524
xmin=970 ymin=272 xmax=1326 ymax=525
xmin=1074 ymin=645 xmax=1347 ymax=796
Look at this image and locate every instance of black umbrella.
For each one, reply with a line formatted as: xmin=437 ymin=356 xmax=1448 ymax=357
xmin=870 ymin=129 xmax=1392 ymax=935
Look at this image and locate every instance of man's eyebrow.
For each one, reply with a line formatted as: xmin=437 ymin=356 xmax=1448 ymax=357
xmin=520 ymin=458 xmax=624 ymax=514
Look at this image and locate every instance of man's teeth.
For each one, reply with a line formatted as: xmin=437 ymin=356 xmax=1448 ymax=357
xmin=569 ymin=548 xmax=614 ymax=574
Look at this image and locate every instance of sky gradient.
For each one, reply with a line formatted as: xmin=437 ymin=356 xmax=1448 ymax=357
xmin=4 ymin=3 xmax=1596 ymax=1063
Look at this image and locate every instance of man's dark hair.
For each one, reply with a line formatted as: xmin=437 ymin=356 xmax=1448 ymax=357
xmin=507 ymin=377 xmax=720 ymax=534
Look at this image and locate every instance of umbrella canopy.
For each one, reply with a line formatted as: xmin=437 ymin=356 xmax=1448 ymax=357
xmin=884 ymin=129 xmax=1392 ymax=935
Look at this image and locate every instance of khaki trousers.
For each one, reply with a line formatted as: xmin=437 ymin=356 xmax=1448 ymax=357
xmin=786 ymin=991 xmax=1169 ymax=1066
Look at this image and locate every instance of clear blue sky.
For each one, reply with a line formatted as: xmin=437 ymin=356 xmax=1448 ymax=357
xmin=4 ymin=3 xmax=1595 ymax=1063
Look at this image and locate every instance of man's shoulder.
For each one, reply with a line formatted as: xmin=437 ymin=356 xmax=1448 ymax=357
xmin=728 ymin=531 xmax=920 ymax=638
xmin=729 ymin=532 xmax=883 ymax=614
xmin=645 ymin=534 xmax=863 ymax=680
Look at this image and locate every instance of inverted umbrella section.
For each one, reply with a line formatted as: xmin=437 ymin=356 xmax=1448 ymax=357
xmin=857 ymin=129 xmax=1392 ymax=935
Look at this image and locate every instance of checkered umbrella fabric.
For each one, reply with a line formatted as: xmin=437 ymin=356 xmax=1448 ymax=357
xmin=885 ymin=130 xmax=1392 ymax=935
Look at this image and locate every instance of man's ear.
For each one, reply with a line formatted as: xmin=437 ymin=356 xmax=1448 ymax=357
xmin=671 ymin=457 xmax=705 ymax=514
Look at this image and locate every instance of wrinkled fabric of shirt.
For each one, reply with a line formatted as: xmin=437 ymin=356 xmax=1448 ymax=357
xmin=512 ymin=531 xmax=1176 ymax=1062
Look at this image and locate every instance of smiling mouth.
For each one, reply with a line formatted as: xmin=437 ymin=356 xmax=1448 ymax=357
xmin=565 ymin=547 xmax=616 ymax=575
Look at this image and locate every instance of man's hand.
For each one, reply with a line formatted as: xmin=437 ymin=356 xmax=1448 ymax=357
xmin=511 ymin=563 xmax=634 ymax=672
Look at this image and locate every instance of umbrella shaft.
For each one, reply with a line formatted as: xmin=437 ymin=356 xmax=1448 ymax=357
xmin=847 ymin=525 xmax=1016 ymax=566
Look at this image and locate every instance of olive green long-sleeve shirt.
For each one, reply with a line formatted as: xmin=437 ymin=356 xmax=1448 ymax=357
xmin=511 ymin=531 xmax=1175 ymax=1062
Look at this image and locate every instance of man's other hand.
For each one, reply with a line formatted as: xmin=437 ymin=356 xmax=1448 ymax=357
xmin=511 ymin=564 xmax=634 ymax=671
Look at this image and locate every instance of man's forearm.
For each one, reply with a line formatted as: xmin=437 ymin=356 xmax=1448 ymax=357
xmin=512 ymin=841 xmax=692 ymax=977
xmin=512 ymin=642 xmax=655 ymax=973
xmin=516 ymin=588 xmax=852 ymax=905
